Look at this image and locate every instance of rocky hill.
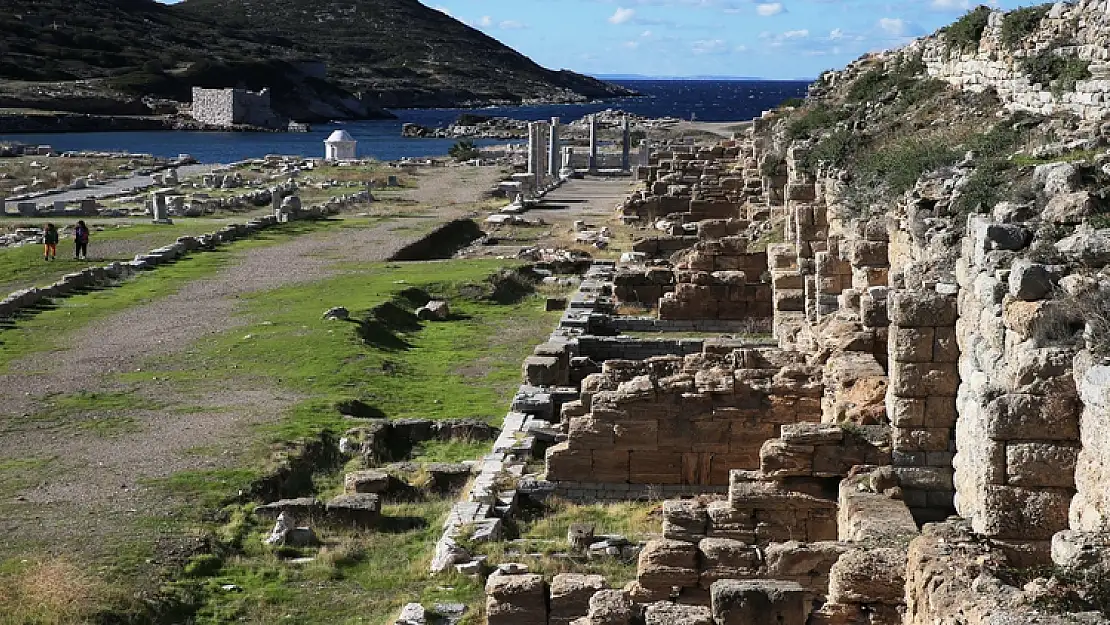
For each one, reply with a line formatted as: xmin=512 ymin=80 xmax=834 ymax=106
xmin=0 ymin=0 xmax=632 ymax=124
xmin=175 ymin=0 xmax=634 ymax=108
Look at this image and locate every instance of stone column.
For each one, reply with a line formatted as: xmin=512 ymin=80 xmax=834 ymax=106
xmin=638 ymin=139 xmax=650 ymax=168
xmin=548 ymin=117 xmax=561 ymax=180
xmin=151 ymin=191 xmax=167 ymax=222
xmin=588 ymin=115 xmax=599 ymax=172
xmin=271 ymin=186 xmax=283 ymax=217
xmin=621 ymin=118 xmax=631 ymax=172
xmin=527 ymin=122 xmax=540 ymax=180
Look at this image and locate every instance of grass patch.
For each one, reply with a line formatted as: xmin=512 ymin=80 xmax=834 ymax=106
xmin=1021 ymin=50 xmax=1091 ymax=96
xmin=0 ymin=456 xmax=55 ymax=498
xmin=0 ymin=219 xmax=337 ymax=370
xmin=409 ymin=439 xmax=491 ymax=464
xmin=0 ymin=558 xmax=113 ymax=625
xmin=166 ymin=498 xmax=485 ymax=625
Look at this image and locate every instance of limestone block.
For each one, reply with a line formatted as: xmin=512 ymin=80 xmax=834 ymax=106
xmin=590 ymin=590 xmax=634 ymax=625
xmin=889 ymin=362 xmax=959 ymax=398
xmin=546 ymin=442 xmax=592 ymax=479
xmin=845 ymin=240 xmax=888 ymax=267
xmin=638 ymin=539 xmax=699 ymax=590
xmin=932 ymin=326 xmax=959 ymax=363
xmin=892 ymin=327 xmax=935 ymax=363
xmin=569 ymin=417 xmax=613 ymax=449
xmin=894 ymin=467 xmax=954 ymax=491
xmin=983 ymin=393 xmax=1080 ymax=441
xmin=1008 ymin=260 xmax=1053 ymax=301
xmin=971 ymin=485 xmax=1072 ymax=540
xmin=887 ymin=396 xmax=926 ymax=428
xmin=625 ymin=580 xmax=672 ymax=605
xmin=924 ymin=396 xmax=958 ymax=429
xmin=644 ymin=602 xmax=713 ymax=625
xmin=343 ymin=469 xmax=390 ymax=494
xmin=697 ymin=538 xmax=760 ymax=588
xmin=780 ymin=423 xmax=843 ymax=445
xmin=1005 ymin=442 xmax=1079 ymax=488
xmin=550 ymin=574 xmax=608 ymax=625
xmin=663 ymin=500 xmax=709 ymax=542
xmin=710 ymin=579 xmax=809 ymax=625
xmin=486 ymin=573 xmax=548 ymax=625
xmin=324 ymin=494 xmax=381 ymax=527
xmin=593 ymin=450 xmax=630 ymax=482
xmin=893 ymin=427 xmax=950 ymax=452
xmin=889 ymin=291 xmax=957 ymax=327
xmin=827 ymin=547 xmax=906 ymax=605
xmin=706 ymin=501 xmax=756 ymax=542
xmin=614 ymin=420 xmax=659 ymax=450
xmin=630 ymin=450 xmax=684 ymax=484
xmin=760 ymin=440 xmax=815 ymax=478
xmin=763 ymin=540 xmax=847 ymax=581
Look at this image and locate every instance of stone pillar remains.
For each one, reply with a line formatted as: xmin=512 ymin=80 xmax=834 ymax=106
xmin=887 ymin=290 xmax=958 ymax=523
xmin=621 ymin=117 xmax=631 ymax=172
xmin=588 ymin=114 xmax=599 ymax=172
xmin=549 ymin=117 xmax=561 ymax=180
xmin=151 ymin=190 xmax=168 ymax=222
xmin=638 ymin=139 xmax=651 ymax=168
xmin=271 ymin=187 xmax=283 ymax=217
xmin=527 ymin=122 xmax=540 ymax=181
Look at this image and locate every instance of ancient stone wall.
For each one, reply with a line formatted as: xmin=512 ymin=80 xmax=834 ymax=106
xmin=890 ymin=1 xmax=1110 ymax=120
xmin=191 ymin=87 xmax=282 ymax=128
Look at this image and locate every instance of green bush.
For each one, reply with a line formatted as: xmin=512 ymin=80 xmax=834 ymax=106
xmin=803 ymin=130 xmax=855 ymax=170
xmin=954 ymin=158 xmax=1012 ymax=215
xmin=859 ymin=137 xmax=959 ymax=194
xmin=778 ymin=96 xmax=805 ymax=109
xmin=448 ymin=140 xmax=481 ymax=162
xmin=1000 ymin=4 xmax=1051 ymax=49
xmin=944 ymin=6 xmax=992 ymax=52
xmin=785 ymin=104 xmax=843 ymax=139
xmin=1021 ymin=51 xmax=1092 ymax=95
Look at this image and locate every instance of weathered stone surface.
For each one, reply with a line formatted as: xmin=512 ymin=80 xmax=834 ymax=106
xmin=638 ymin=539 xmax=699 ymax=590
xmin=762 ymin=541 xmax=847 ymax=581
xmin=697 ymin=538 xmax=759 ymax=588
xmin=971 ymin=485 xmax=1071 ymax=540
xmin=550 ymin=574 xmax=608 ymax=625
xmin=325 ymin=493 xmax=381 ymax=527
xmin=417 ymin=300 xmax=450 ymax=321
xmin=485 ymin=573 xmax=547 ymax=625
xmin=1008 ymin=260 xmax=1053 ymax=301
xmin=828 ymin=547 xmax=906 ymax=605
xmin=254 ymin=497 xmax=323 ymax=520
xmin=662 ymin=500 xmax=708 ymax=542
xmin=643 ymin=602 xmax=713 ymax=625
xmin=344 ymin=469 xmax=390 ymax=494
xmin=589 ymin=589 xmax=633 ymax=625
xmin=760 ymin=440 xmax=814 ymax=478
xmin=1005 ymin=442 xmax=1079 ymax=488
xmin=888 ymin=291 xmax=957 ymax=327
xmin=710 ymin=579 xmax=809 ymax=625
xmin=780 ymin=423 xmax=843 ymax=445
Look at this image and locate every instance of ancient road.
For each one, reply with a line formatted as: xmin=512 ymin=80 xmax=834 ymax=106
xmin=3 ymin=163 xmax=218 ymax=211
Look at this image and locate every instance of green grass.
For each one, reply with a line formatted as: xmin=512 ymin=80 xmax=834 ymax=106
xmin=409 ymin=439 xmax=492 ymax=464
xmin=943 ymin=6 xmax=991 ymax=51
xmin=0 ymin=220 xmax=235 ymax=295
xmin=0 ymin=220 xmax=337 ymax=370
xmin=165 ymin=499 xmax=484 ymax=625
xmin=0 ymin=456 xmax=55 ymax=498
xmin=1011 ymin=148 xmax=1102 ymax=167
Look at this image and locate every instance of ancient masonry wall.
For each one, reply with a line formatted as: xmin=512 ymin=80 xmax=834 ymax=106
xmin=191 ymin=87 xmax=280 ymax=128
xmin=895 ymin=1 xmax=1110 ymax=120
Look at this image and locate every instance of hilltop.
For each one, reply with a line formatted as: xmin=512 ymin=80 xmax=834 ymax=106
xmin=0 ymin=0 xmax=632 ymax=125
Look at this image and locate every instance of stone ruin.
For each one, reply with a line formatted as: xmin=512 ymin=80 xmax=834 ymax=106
xmin=405 ymin=92 xmax=1110 ymax=623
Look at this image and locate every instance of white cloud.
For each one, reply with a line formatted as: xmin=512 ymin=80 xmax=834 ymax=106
xmin=829 ymin=28 xmax=844 ymax=40
xmin=783 ymin=29 xmax=809 ymax=39
xmin=499 ymin=20 xmax=525 ymax=29
xmin=692 ymin=39 xmax=728 ymax=54
xmin=609 ymin=7 xmax=636 ymax=24
xmin=756 ymin=3 xmax=784 ymax=17
xmin=477 ymin=15 xmax=493 ymax=27
xmin=878 ymin=17 xmax=906 ymax=36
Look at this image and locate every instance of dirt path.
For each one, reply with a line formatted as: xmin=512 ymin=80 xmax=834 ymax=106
xmin=0 ymin=166 xmax=500 ymax=537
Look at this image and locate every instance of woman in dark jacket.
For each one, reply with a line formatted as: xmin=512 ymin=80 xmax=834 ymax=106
xmin=43 ymin=223 xmax=58 ymax=260
xmin=74 ymin=220 xmax=89 ymax=260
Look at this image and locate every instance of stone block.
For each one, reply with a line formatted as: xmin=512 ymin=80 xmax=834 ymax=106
xmin=546 ymin=442 xmax=592 ymax=480
xmin=710 ymin=579 xmax=809 ymax=625
xmin=971 ymin=485 xmax=1072 ymax=540
xmin=1005 ymin=442 xmax=1079 ymax=488
xmin=887 ymin=396 xmax=926 ymax=428
xmin=630 ymin=451 xmax=684 ymax=484
xmin=828 ymin=547 xmax=906 ymax=605
xmin=614 ymin=420 xmax=659 ymax=450
xmin=763 ymin=540 xmax=846 ymax=580
xmin=593 ymin=450 xmax=631 ymax=483
xmin=888 ymin=291 xmax=957 ymax=327
xmin=892 ymin=327 xmax=935 ymax=363
xmin=889 ymin=362 xmax=959 ymax=398
xmin=760 ymin=440 xmax=814 ymax=478
xmin=983 ymin=393 xmax=1080 ymax=441
xmin=780 ymin=423 xmax=843 ymax=445
xmin=325 ymin=493 xmax=381 ymax=527
xmin=343 ymin=469 xmax=390 ymax=494
xmin=698 ymin=538 xmax=760 ymax=588
xmin=486 ymin=573 xmax=548 ymax=625
xmin=644 ymin=602 xmax=713 ymax=625
xmin=663 ymin=500 xmax=708 ymax=542
xmin=569 ymin=416 xmax=614 ymax=449
xmin=550 ymin=573 xmax=608 ymax=625
xmin=638 ymin=539 xmax=699 ymax=590
xmin=893 ymin=427 xmax=951 ymax=452
xmin=924 ymin=396 xmax=957 ymax=429
xmin=706 ymin=501 xmax=755 ymax=542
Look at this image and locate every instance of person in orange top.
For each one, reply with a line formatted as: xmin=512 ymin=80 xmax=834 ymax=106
xmin=43 ymin=223 xmax=58 ymax=261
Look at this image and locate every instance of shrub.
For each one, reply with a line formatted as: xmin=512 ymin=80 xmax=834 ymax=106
xmin=954 ymin=158 xmax=1013 ymax=215
xmin=447 ymin=139 xmax=480 ymax=162
xmin=1000 ymin=4 xmax=1051 ymax=49
xmin=859 ymin=137 xmax=959 ymax=194
xmin=803 ymin=129 xmax=855 ymax=170
xmin=945 ymin=6 xmax=992 ymax=51
xmin=785 ymin=104 xmax=843 ymax=139
xmin=1021 ymin=51 xmax=1092 ymax=95
xmin=778 ymin=96 xmax=806 ymax=109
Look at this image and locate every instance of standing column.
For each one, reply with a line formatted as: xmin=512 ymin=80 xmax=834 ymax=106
xmin=621 ymin=117 xmax=631 ymax=172
xmin=638 ymin=139 xmax=651 ymax=168
xmin=548 ymin=117 xmax=561 ymax=180
xmin=527 ymin=122 xmax=540 ymax=181
xmin=588 ymin=114 xmax=599 ymax=172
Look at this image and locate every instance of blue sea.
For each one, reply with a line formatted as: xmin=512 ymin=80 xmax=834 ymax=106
xmin=0 ymin=80 xmax=809 ymax=164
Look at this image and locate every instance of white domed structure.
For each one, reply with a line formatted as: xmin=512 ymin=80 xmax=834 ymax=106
xmin=324 ymin=129 xmax=357 ymax=161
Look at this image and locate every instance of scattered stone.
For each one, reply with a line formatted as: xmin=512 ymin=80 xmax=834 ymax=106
xmin=417 ymin=300 xmax=450 ymax=321
xmin=323 ymin=306 xmax=350 ymax=320
xmin=344 ymin=469 xmax=391 ymax=494
xmin=325 ymin=493 xmax=381 ymax=527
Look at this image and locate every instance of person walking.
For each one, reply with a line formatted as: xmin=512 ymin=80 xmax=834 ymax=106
xmin=74 ymin=220 xmax=90 ymax=260
xmin=43 ymin=223 xmax=58 ymax=260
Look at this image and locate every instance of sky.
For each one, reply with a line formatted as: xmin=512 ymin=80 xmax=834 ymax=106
xmin=153 ymin=1 xmax=1052 ymax=80
xmin=423 ymin=0 xmax=1048 ymax=79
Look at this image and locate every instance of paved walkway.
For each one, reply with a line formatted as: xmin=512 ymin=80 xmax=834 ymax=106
xmin=4 ymin=164 xmax=218 ymax=211
xmin=531 ymin=176 xmax=636 ymax=219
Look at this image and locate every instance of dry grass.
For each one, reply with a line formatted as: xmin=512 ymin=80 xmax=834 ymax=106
xmin=0 ymin=559 xmax=105 ymax=625
xmin=0 ymin=155 xmax=159 ymax=198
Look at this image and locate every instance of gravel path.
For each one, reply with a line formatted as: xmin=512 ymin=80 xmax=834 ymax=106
xmin=0 ymin=165 xmax=501 ymax=541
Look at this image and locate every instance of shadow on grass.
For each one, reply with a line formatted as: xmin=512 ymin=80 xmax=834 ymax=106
xmin=377 ymin=515 xmax=430 ymax=533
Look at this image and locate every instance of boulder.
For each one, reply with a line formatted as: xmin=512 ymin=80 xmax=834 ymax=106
xmin=550 ymin=574 xmax=609 ymax=625
xmin=638 ymin=539 xmax=699 ymax=590
xmin=587 ymin=589 xmax=633 ymax=625
xmin=485 ymin=573 xmax=548 ymax=625
xmin=827 ymin=547 xmax=906 ymax=605
xmin=344 ymin=469 xmax=391 ymax=494
xmin=417 ymin=300 xmax=450 ymax=321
